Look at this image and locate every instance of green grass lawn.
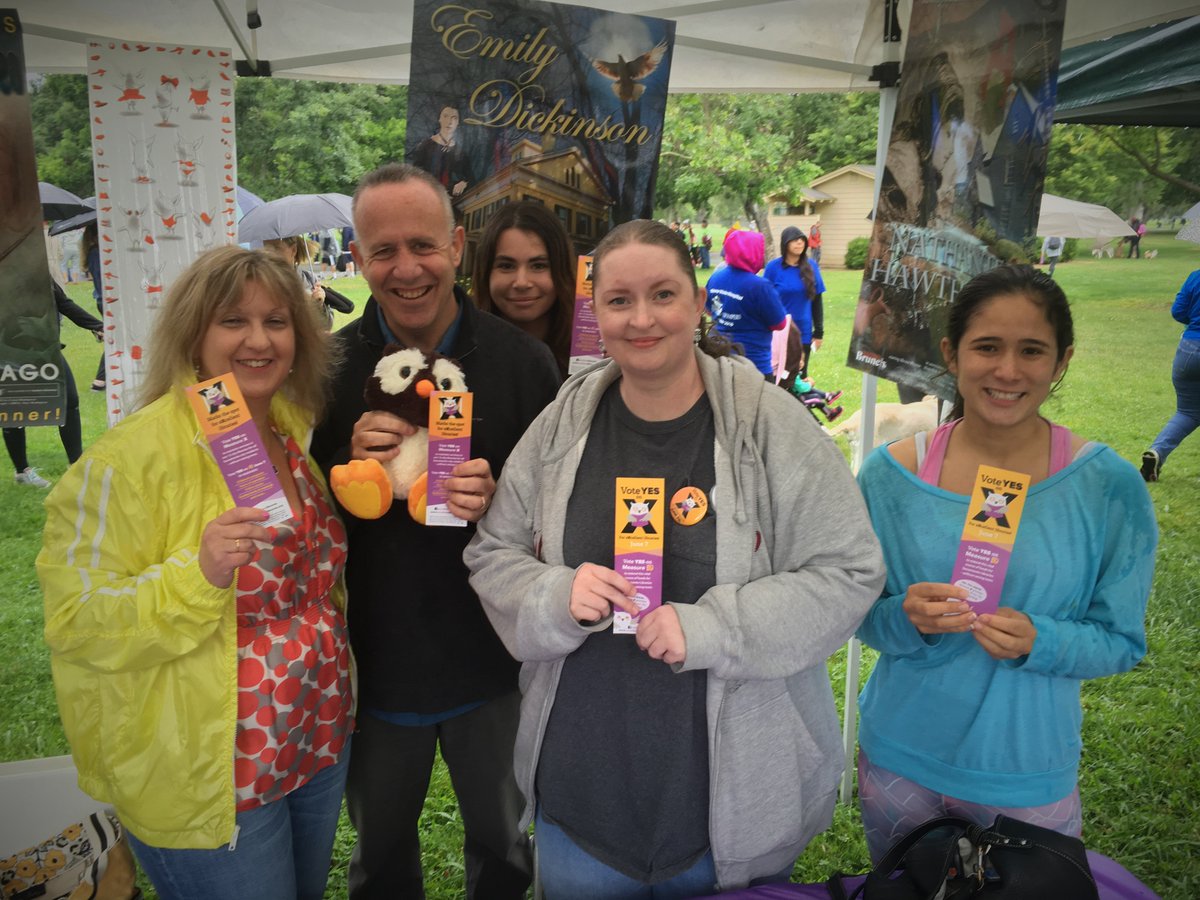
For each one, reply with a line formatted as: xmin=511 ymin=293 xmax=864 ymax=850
xmin=4 ymin=236 xmax=1199 ymax=898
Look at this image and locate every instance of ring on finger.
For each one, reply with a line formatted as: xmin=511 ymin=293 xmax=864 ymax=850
xmin=235 ymin=538 xmax=242 ymax=553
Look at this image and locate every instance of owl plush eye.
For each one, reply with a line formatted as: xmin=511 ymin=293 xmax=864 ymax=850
xmin=431 ymin=357 xmax=468 ymax=393
xmin=374 ymin=348 xmax=428 ymax=396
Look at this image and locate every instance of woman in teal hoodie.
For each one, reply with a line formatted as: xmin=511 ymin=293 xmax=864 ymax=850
xmin=855 ymin=265 xmax=1156 ymax=862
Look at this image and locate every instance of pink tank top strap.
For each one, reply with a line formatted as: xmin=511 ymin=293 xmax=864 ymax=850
xmin=1048 ymin=422 xmax=1074 ymax=475
xmin=919 ymin=419 xmax=1075 ymax=486
xmin=916 ymin=419 xmax=959 ymax=485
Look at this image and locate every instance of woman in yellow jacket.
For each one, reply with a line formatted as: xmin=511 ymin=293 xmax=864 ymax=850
xmin=38 ymin=247 xmax=352 ymax=900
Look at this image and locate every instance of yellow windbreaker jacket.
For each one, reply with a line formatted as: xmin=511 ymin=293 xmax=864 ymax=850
xmin=38 ymin=387 xmax=345 ymax=849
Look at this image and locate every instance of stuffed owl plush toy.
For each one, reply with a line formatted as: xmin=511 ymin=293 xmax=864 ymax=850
xmin=329 ymin=346 xmax=468 ymax=521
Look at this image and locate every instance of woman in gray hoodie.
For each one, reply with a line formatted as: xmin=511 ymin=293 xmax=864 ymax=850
xmin=465 ymin=219 xmax=885 ymax=897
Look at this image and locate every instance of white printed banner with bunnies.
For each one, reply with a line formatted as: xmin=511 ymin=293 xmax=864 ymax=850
xmin=88 ymin=39 xmax=237 ymax=424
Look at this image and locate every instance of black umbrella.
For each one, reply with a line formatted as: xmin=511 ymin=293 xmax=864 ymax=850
xmin=47 ymin=198 xmax=98 ymax=237
xmin=38 ymin=182 xmax=93 ymax=220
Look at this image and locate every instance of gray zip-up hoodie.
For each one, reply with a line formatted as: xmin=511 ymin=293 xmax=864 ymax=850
xmin=465 ymin=349 xmax=885 ymax=889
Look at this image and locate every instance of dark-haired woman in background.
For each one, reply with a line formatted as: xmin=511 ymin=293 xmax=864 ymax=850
xmin=81 ymin=222 xmax=107 ymax=391
xmin=764 ymin=227 xmax=825 ymax=379
xmin=472 ymin=200 xmax=576 ymax=378
xmin=853 ymin=264 xmax=1156 ymax=862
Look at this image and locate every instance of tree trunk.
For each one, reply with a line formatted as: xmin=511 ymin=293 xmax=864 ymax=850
xmin=745 ymin=200 xmax=775 ymax=262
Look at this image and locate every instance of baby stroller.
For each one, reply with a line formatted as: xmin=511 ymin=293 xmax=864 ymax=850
xmin=769 ymin=317 xmax=843 ymax=423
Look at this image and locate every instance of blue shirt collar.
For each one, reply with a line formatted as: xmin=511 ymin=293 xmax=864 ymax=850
xmin=375 ymin=292 xmax=463 ymax=355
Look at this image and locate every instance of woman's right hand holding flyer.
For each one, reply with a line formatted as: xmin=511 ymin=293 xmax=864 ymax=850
xmin=570 ymin=563 xmax=640 ymax=625
xmin=903 ymin=582 xmax=974 ymax=634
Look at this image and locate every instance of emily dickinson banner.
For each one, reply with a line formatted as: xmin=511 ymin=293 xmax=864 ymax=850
xmin=407 ymin=0 xmax=675 ymax=238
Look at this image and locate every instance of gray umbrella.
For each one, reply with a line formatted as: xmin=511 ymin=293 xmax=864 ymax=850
xmin=237 ymin=193 xmax=353 ymax=243
xmin=38 ymin=182 xmax=93 ymax=220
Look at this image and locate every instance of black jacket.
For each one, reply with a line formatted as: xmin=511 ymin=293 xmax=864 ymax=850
xmin=311 ymin=288 xmax=560 ymax=712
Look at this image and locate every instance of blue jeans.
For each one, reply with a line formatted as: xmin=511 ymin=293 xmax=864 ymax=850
xmin=127 ymin=746 xmax=349 ymax=900
xmin=1150 ymin=338 xmax=1200 ymax=466
xmin=535 ymin=808 xmax=718 ymax=899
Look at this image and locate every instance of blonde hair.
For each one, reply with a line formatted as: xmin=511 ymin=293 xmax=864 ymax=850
xmin=263 ymin=235 xmax=314 ymax=266
xmin=139 ymin=246 xmax=335 ymax=416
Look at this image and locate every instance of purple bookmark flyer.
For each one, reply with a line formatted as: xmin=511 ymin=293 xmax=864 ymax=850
xmin=425 ymin=391 xmax=473 ymax=527
xmin=613 ymin=477 xmax=665 ymax=634
xmin=186 ymin=373 xmax=292 ymax=527
xmin=569 ymin=255 xmax=604 ymax=375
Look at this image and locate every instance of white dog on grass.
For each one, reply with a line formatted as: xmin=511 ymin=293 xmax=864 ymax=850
xmin=830 ymin=395 xmax=943 ymax=452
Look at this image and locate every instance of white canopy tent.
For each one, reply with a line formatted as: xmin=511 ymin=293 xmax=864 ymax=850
xmin=1038 ymin=193 xmax=1136 ymax=239
xmin=17 ymin=1 xmax=1200 ymax=92
xmin=14 ymin=0 xmax=1199 ymax=807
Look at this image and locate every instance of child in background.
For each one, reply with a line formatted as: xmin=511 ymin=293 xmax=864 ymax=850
xmin=789 ymin=374 xmax=843 ymax=422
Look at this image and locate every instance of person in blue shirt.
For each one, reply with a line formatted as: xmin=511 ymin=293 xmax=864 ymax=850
xmin=704 ymin=229 xmax=786 ymax=377
xmin=854 ymin=265 xmax=1157 ymax=863
xmin=764 ymin=226 xmax=826 ymax=379
xmin=1141 ymin=268 xmax=1200 ymax=481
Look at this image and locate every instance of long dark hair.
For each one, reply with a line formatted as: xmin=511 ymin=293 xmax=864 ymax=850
xmin=592 ymin=219 xmax=735 ymax=360
xmin=778 ymin=226 xmax=817 ymax=298
xmin=472 ymin=201 xmax=575 ymax=376
xmin=946 ymin=264 xmax=1074 ymax=419
xmin=79 ymin=223 xmax=99 ymax=277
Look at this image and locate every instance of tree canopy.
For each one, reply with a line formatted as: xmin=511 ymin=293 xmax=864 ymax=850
xmin=29 ymin=74 xmax=407 ymax=201
xmin=655 ymin=92 xmax=879 ymax=252
xmin=28 ymin=74 xmax=1199 ymax=225
xmin=1045 ymin=124 xmax=1200 ymax=218
xmin=234 ymin=79 xmax=407 ymax=198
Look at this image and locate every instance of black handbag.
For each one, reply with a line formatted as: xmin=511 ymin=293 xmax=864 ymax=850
xmin=322 ymin=285 xmax=355 ymax=315
xmin=842 ymin=815 xmax=1098 ymax=900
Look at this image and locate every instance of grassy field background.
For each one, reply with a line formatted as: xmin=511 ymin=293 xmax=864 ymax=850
xmin=3 ymin=233 xmax=1197 ymax=897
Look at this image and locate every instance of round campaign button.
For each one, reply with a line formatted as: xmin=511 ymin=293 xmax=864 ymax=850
xmin=670 ymin=486 xmax=709 ymax=526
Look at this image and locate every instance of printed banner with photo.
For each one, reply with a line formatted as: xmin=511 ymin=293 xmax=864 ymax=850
xmin=88 ymin=38 xmax=237 ymax=423
xmin=0 ymin=10 xmax=69 ymax=428
xmin=846 ymin=0 xmax=1065 ymax=399
xmin=407 ymin=0 xmax=674 ymax=269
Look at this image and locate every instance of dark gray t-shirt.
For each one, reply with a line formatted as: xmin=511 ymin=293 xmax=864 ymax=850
xmin=537 ymin=381 xmax=717 ymax=883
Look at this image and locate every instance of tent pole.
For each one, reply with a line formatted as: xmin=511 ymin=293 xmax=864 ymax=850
xmin=840 ymin=0 xmax=901 ymax=807
xmin=210 ymin=0 xmax=258 ymax=71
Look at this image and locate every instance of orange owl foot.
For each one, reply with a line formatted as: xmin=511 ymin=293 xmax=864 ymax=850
xmin=330 ymin=459 xmax=393 ymax=520
xmin=407 ymin=471 xmax=428 ymax=523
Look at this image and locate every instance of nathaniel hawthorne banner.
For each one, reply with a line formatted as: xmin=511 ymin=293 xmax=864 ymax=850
xmin=846 ymin=0 xmax=1066 ymax=399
